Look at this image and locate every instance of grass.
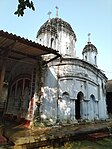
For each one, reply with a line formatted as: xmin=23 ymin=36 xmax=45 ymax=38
xmin=60 ymin=137 xmax=112 ymax=149
xmin=38 ymin=136 xmax=112 ymax=149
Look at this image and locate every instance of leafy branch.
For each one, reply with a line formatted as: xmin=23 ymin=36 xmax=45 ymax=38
xmin=14 ymin=0 xmax=35 ymax=17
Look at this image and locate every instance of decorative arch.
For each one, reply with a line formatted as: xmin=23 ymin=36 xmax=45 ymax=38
xmin=90 ymin=94 xmax=99 ymax=120
xmin=58 ymin=91 xmax=71 ymax=122
xmin=6 ymin=74 xmax=31 ymax=119
xmin=62 ymin=91 xmax=69 ymax=97
xmin=77 ymin=91 xmax=84 ymax=101
xmin=90 ymin=94 xmax=98 ymax=102
xmin=75 ymin=91 xmax=84 ymax=120
xmin=62 ymin=91 xmax=70 ymax=102
xmin=90 ymin=94 xmax=95 ymax=100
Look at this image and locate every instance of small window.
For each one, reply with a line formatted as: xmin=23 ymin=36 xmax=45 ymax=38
xmin=51 ymin=38 xmax=54 ymax=48
xmin=90 ymin=94 xmax=98 ymax=102
xmin=62 ymin=92 xmax=70 ymax=101
xmin=95 ymin=56 xmax=96 ymax=64
xmin=62 ymin=92 xmax=69 ymax=96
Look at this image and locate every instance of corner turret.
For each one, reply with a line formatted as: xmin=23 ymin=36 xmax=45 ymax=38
xmin=82 ymin=33 xmax=98 ymax=66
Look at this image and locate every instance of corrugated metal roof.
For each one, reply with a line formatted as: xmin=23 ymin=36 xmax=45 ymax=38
xmin=0 ymin=30 xmax=60 ymax=61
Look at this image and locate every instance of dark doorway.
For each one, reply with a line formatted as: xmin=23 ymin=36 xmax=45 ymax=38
xmin=106 ymin=92 xmax=112 ymax=115
xmin=75 ymin=92 xmax=84 ymax=120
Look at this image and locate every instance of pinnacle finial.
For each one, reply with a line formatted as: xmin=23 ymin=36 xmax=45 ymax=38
xmin=48 ymin=11 xmax=52 ymax=20
xmin=55 ymin=6 xmax=59 ymax=17
xmin=88 ymin=33 xmax=91 ymax=43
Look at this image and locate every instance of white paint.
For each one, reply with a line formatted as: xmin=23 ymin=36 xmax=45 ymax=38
xmin=37 ymin=17 xmax=108 ymax=124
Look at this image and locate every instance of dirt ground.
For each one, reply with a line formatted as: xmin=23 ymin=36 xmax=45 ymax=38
xmin=0 ymin=119 xmax=112 ymax=148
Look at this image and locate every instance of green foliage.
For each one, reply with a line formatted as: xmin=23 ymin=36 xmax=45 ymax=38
xmin=14 ymin=0 xmax=35 ymax=17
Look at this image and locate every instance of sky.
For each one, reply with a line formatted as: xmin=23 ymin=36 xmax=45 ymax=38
xmin=0 ymin=0 xmax=112 ymax=79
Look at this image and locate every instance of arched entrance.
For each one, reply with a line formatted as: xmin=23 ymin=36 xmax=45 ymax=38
xmin=106 ymin=93 xmax=112 ymax=117
xmin=75 ymin=92 xmax=84 ymax=120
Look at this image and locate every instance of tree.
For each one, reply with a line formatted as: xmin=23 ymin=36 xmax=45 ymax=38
xmin=14 ymin=0 xmax=35 ymax=17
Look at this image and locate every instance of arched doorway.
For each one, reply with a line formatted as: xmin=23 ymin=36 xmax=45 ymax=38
xmin=106 ymin=93 xmax=112 ymax=117
xmin=75 ymin=92 xmax=84 ymax=120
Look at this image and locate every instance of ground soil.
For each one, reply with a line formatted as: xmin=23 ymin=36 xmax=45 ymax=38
xmin=0 ymin=119 xmax=112 ymax=148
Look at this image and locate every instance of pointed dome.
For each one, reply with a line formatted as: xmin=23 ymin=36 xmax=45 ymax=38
xmin=82 ymin=41 xmax=98 ymax=66
xmin=37 ymin=17 xmax=77 ymax=41
xmin=36 ymin=17 xmax=77 ymax=58
xmin=82 ymin=42 xmax=98 ymax=54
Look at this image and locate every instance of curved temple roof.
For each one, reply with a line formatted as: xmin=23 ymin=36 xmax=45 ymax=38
xmin=82 ymin=42 xmax=98 ymax=54
xmin=37 ymin=17 xmax=77 ymax=41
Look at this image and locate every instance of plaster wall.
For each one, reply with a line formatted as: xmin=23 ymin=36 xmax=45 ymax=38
xmin=37 ymin=30 xmax=76 ymax=58
xmin=83 ymin=51 xmax=97 ymax=65
xmin=40 ymin=59 xmax=108 ymax=123
xmin=40 ymin=67 xmax=58 ymax=123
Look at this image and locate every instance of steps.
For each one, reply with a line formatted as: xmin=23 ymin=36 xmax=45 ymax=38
xmin=87 ymin=132 xmax=109 ymax=141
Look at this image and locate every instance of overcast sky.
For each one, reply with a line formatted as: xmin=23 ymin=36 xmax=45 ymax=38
xmin=0 ymin=0 xmax=112 ymax=79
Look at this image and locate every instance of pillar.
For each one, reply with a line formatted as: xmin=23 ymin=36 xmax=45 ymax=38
xmin=0 ymin=59 xmax=6 ymax=95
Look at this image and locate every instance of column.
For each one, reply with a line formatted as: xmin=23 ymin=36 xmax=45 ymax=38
xmin=0 ymin=58 xmax=6 ymax=95
xmin=86 ymin=81 xmax=89 ymax=120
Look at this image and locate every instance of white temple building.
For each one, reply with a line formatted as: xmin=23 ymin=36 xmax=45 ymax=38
xmin=36 ymin=15 xmax=108 ymax=124
xmin=1 ymin=12 xmax=108 ymax=126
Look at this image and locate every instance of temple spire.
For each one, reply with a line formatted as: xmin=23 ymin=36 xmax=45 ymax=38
xmin=55 ymin=6 xmax=59 ymax=17
xmin=88 ymin=33 xmax=91 ymax=43
xmin=48 ymin=11 xmax=52 ymax=20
